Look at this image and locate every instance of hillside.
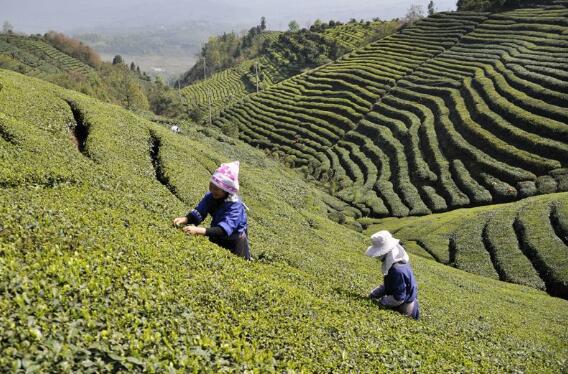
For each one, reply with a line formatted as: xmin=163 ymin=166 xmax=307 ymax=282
xmin=0 ymin=33 xmax=100 ymax=83
xmin=211 ymin=5 xmax=568 ymax=292
xmin=181 ymin=20 xmax=399 ymax=123
xmin=1 ymin=69 xmax=567 ymax=371
xmin=365 ymin=191 xmax=568 ymax=298
xmin=0 ymin=32 xmax=184 ymax=117
xmin=214 ymin=7 xmax=568 ymax=218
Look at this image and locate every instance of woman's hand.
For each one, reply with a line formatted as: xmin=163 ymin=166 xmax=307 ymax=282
xmin=173 ymin=216 xmax=188 ymax=227
xmin=182 ymin=225 xmax=206 ymax=236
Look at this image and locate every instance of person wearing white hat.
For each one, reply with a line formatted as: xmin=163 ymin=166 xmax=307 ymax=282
xmin=173 ymin=161 xmax=250 ymax=260
xmin=365 ymin=230 xmax=420 ymax=319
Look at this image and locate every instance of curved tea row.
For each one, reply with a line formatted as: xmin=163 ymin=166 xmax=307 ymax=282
xmin=216 ymin=7 xmax=568 ymax=218
xmin=382 ymin=191 xmax=568 ymax=298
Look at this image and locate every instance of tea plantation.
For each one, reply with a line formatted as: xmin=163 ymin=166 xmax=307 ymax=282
xmin=0 ymin=34 xmax=97 ymax=80
xmin=1 ymin=63 xmax=568 ymax=372
xmin=321 ymin=20 xmax=395 ymax=50
xmin=215 ymin=6 xmax=568 ymax=220
xmin=181 ymin=21 xmax=398 ymax=123
xmin=365 ymin=191 xmax=568 ymax=298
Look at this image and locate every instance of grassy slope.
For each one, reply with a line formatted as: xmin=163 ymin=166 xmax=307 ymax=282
xmin=0 ymin=69 xmax=567 ymax=372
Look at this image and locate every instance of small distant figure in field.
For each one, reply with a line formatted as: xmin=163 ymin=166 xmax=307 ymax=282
xmin=170 ymin=125 xmax=181 ymax=134
xmin=173 ymin=161 xmax=251 ymax=260
xmin=366 ymin=230 xmax=420 ymax=320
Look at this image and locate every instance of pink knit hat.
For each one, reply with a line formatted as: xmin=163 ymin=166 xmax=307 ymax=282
xmin=211 ymin=161 xmax=240 ymax=195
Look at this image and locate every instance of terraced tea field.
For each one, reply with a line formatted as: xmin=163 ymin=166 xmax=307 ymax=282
xmin=367 ymin=191 xmax=568 ymax=298
xmin=181 ymin=22 xmax=398 ymax=121
xmin=1 ymin=68 xmax=567 ymax=371
xmin=0 ymin=34 xmax=95 ymax=79
xmin=181 ymin=56 xmax=298 ymax=119
xmin=215 ymin=7 xmax=568 ymax=220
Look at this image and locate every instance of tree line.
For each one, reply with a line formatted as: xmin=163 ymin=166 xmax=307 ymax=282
xmin=456 ymin=0 xmax=555 ymax=11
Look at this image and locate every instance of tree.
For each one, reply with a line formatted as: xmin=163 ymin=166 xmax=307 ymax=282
xmin=2 ymin=21 xmax=13 ymax=34
xmin=402 ymin=5 xmax=425 ymax=25
xmin=288 ymin=20 xmax=300 ymax=32
xmin=130 ymin=62 xmax=136 ymax=71
xmin=260 ymin=17 xmax=267 ymax=31
xmin=146 ymin=80 xmax=184 ymax=117
xmin=112 ymin=55 xmax=124 ymax=65
xmin=43 ymin=31 xmax=102 ymax=67
xmin=123 ymin=74 xmax=149 ymax=111
xmin=310 ymin=19 xmax=324 ymax=32
xmin=457 ymin=0 xmax=552 ymax=12
xmin=428 ymin=1 xmax=436 ymax=15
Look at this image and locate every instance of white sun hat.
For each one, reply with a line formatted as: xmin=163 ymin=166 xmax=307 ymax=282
xmin=365 ymin=230 xmax=400 ymax=258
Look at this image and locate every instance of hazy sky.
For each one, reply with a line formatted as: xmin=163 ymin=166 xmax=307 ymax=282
xmin=1 ymin=0 xmax=457 ymax=34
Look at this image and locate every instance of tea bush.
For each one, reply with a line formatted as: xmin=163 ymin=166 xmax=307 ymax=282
xmin=1 ymin=69 xmax=567 ymax=371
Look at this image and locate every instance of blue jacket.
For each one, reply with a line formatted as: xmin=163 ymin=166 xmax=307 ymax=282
xmin=384 ymin=262 xmax=418 ymax=305
xmin=187 ymin=192 xmax=248 ymax=238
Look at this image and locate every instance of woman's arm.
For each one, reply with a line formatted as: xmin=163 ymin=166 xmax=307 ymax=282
xmin=369 ymin=285 xmax=386 ymax=299
xmin=183 ymin=226 xmax=206 ymax=235
xmin=182 ymin=225 xmax=228 ymax=238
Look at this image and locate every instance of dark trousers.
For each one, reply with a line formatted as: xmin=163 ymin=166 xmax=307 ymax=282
xmin=232 ymin=231 xmax=251 ymax=260
xmin=210 ymin=231 xmax=251 ymax=260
